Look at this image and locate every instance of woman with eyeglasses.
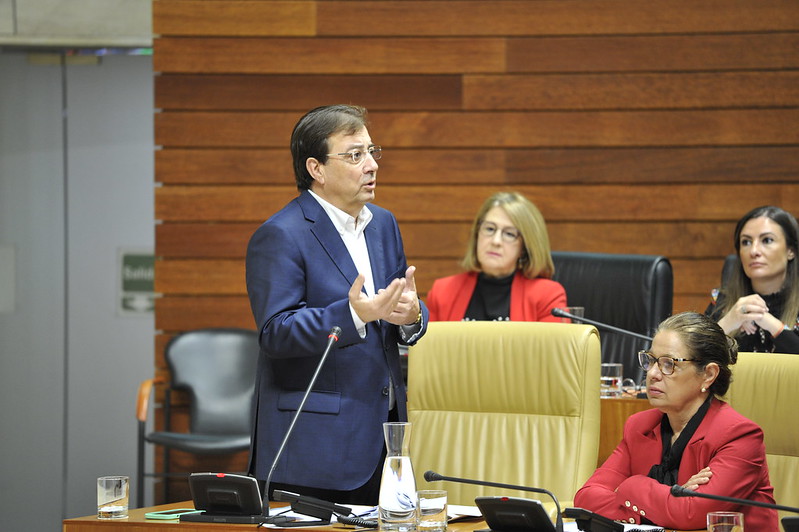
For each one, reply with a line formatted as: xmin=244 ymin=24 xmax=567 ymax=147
xmin=574 ymin=312 xmax=777 ymax=530
xmin=705 ymin=205 xmax=799 ymax=354
xmin=425 ymin=191 xmax=567 ymax=322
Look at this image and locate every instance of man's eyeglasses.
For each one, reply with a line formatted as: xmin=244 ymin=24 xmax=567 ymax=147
xmin=327 ymin=146 xmax=382 ymax=165
xmin=479 ymin=222 xmax=521 ymax=243
xmin=637 ymin=350 xmax=695 ymax=375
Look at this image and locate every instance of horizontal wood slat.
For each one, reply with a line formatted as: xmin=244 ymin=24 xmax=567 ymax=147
xmin=155 ymin=109 xmax=799 ymax=148
xmin=155 ymin=222 xmax=735 ymax=261
xmin=153 ymin=38 xmax=505 ymax=74
xmin=155 ymin=74 xmax=462 ymax=111
xmin=154 ymin=1 xmax=799 ymax=37
xmin=155 ymin=296 xmax=254 ymax=332
xmin=153 ymin=1 xmax=315 ymax=37
xmin=318 ymin=1 xmax=799 ymax=36
xmin=155 ymin=184 xmax=799 ymax=222
xmin=154 ymin=255 xmax=729 ymax=298
xmin=464 ymin=71 xmax=799 ymax=111
xmin=155 ymin=147 xmax=799 ymax=185
xmin=507 ymin=33 xmax=799 ymax=73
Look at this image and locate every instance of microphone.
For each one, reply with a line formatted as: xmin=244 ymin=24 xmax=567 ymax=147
xmin=424 ymin=470 xmax=564 ymax=532
xmin=551 ymin=308 xmax=652 ymax=342
xmin=670 ymin=484 xmax=799 ymax=514
xmin=262 ymin=326 xmax=342 ymax=523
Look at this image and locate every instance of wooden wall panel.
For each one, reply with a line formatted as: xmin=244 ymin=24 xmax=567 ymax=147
xmin=151 ymin=0 xmax=799 ymax=503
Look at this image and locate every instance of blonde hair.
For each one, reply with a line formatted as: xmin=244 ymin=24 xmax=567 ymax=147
xmin=461 ymin=191 xmax=555 ymax=279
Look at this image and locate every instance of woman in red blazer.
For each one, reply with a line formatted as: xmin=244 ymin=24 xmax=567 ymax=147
xmin=426 ymin=191 xmax=567 ymax=322
xmin=574 ymin=312 xmax=777 ymax=530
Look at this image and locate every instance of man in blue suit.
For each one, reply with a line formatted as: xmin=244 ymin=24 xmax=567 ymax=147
xmin=245 ymin=104 xmax=428 ymax=505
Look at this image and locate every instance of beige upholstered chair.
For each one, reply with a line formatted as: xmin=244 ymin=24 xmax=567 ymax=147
xmin=726 ymin=352 xmax=799 ymax=522
xmin=407 ymin=321 xmax=601 ymax=508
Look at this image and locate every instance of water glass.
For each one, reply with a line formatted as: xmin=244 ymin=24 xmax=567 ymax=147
xmin=600 ymin=363 xmax=623 ymax=397
xmin=417 ymin=490 xmax=447 ymax=532
xmin=97 ymin=475 xmax=129 ymax=519
xmin=707 ymin=511 xmax=743 ymax=532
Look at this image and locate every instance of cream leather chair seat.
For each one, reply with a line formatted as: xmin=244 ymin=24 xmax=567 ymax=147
xmin=726 ymin=352 xmax=799 ymax=523
xmin=407 ymin=321 xmax=601 ymax=508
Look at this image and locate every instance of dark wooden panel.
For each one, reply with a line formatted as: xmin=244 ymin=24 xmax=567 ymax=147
xmin=465 ymin=72 xmax=799 ymax=110
xmin=153 ymin=1 xmax=315 ymax=36
xmin=155 ymin=184 xmax=799 ymax=222
xmin=155 ymin=296 xmax=254 ymax=332
xmin=317 ymin=1 xmax=799 ymax=36
xmin=156 ymin=259 xmax=246 ymax=294
xmin=155 ymin=74 xmax=462 ymax=111
xmin=155 ymin=147 xmax=799 ymax=185
xmin=506 ymin=147 xmax=799 ymax=185
xmin=672 ymin=258 xmax=729 ymax=295
xmin=508 ymin=33 xmax=799 ymax=73
xmin=674 ymin=294 xmax=714 ymax=314
xmin=155 ymin=186 xmax=297 ymax=222
xmin=153 ymin=37 xmax=505 ymax=74
xmin=156 ymin=223 xmax=259 ymax=257
xmin=154 ymin=221 xmax=735 ymax=260
xmin=155 ymin=109 xmax=799 ymax=148
xmin=370 ymin=109 xmax=799 ymax=148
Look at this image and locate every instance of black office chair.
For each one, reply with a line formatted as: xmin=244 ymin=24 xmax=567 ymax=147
xmin=552 ymin=252 xmax=673 ymax=384
xmin=135 ymin=328 xmax=260 ymax=508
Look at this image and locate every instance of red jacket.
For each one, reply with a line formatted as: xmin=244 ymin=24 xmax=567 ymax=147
xmin=426 ymin=271 xmax=567 ymax=322
xmin=574 ymin=399 xmax=777 ymax=530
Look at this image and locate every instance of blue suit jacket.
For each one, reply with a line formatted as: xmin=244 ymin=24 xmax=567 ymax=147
xmin=245 ymin=191 xmax=428 ymax=490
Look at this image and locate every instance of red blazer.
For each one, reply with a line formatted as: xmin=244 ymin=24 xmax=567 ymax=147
xmin=426 ymin=271 xmax=567 ymax=322
xmin=574 ymin=399 xmax=777 ymax=530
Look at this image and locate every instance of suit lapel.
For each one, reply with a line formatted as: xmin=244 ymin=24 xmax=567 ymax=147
xmin=298 ymin=192 xmax=359 ymax=284
xmin=365 ymin=220 xmax=387 ymax=290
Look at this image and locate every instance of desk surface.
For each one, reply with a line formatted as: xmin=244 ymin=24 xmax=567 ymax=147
xmin=63 ymin=501 xmax=694 ymax=532
xmin=62 ymin=501 xmax=489 ymax=532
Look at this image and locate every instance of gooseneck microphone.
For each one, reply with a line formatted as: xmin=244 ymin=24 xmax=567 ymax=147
xmin=424 ymin=470 xmax=564 ymax=532
xmin=262 ymin=326 xmax=342 ymax=523
xmin=670 ymin=484 xmax=799 ymax=514
xmin=551 ymin=308 xmax=653 ymax=342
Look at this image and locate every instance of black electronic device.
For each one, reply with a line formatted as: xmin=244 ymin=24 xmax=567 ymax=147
xmin=181 ymin=472 xmax=266 ymax=524
xmin=783 ymin=516 xmax=799 ymax=532
xmin=563 ymin=507 xmax=625 ymax=532
xmin=424 ymin=470 xmax=563 ymax=532
xmin=475 ymin=496 xmax=555 ymax=532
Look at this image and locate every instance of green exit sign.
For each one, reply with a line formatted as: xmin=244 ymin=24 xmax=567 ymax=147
xmin=120 ymin=250 xmax=154 ymax=314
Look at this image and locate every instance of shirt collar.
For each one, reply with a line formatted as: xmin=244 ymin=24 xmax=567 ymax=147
xmin=308 ymin=190 xmax=372 ymax=236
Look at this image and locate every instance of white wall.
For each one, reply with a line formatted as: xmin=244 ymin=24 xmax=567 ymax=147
xmin=0 ymin=51 xmax=154 ymax=532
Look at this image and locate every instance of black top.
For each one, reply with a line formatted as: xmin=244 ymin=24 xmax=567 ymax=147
xmin=464 ymin=272 xmax=514 ymax=322
xmin=705 ymin=288 xmax=799 ymax=353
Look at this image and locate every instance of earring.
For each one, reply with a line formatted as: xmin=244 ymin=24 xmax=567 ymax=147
xmin=701 ymin=387 xmax=707 ymax=393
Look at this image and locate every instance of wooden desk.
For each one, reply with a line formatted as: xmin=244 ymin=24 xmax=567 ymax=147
xmin=63 ymin=501 xmax=693 ymax=532
xmin=598 ymin=396 xmax=651 ymax=466
xmin=62 ymin=501 xmax=489 ymax=532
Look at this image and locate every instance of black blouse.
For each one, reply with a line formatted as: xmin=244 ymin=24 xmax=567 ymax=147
xmin=463 ymin=272 xmax=514 ymax=322
xmin=705 ymin=288 xmax=799 ymax=354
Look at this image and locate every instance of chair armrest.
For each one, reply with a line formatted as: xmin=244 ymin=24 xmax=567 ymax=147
xmin=136 ymin=376 xmax=165 ymax=422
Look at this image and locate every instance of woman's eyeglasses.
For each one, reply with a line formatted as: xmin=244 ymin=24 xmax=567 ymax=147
xmin=479 ymin=222 xmax=520 ymax=243
xmin=637 ymin=350 xmax=695 ymax=375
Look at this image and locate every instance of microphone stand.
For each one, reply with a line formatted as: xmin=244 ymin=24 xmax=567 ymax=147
xmin=551 ymin=308 xmax=652 ymax=342
xmin=261 ymin=326 xmax=342 ymax=524
xmin=671 ymin=484 xmax=799 ymax=514
xmin=425 ymin=470 xmax=564 ymax=532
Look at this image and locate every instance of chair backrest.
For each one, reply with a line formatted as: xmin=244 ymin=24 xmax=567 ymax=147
xmin=165 ymin=328 xmax=260 ymax=436
xmin=551 ymin=251 xmax=673 ymax=384
xmin=725 ymin=352 xmax=799 ymax=522
xmin=407 ymin=321 xmax=601 ymax=506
